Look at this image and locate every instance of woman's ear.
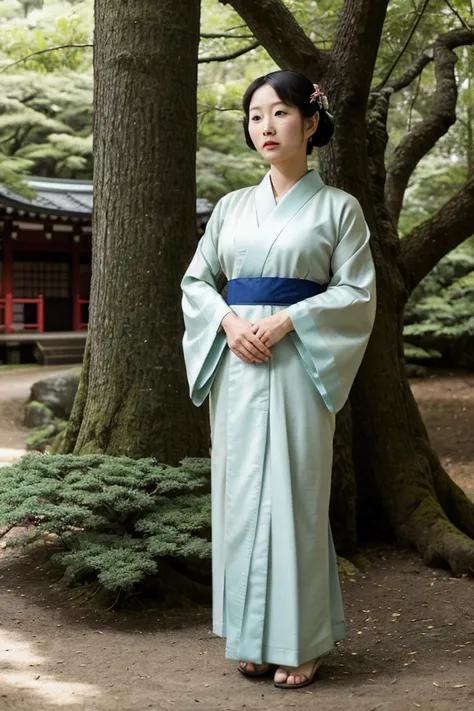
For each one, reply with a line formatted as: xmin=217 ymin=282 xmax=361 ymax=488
xmin=306 ymin=113 xmax=319 ymax=140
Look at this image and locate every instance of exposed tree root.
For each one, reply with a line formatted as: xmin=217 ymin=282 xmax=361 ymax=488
xmin=433 ymin=465 xmax=474 ymax=540
xmin=401 ymin=493 xmax=474 ymax=576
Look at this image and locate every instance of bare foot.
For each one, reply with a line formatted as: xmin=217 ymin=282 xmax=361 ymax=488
xmin=274 ymin=658 xmax=320 ymax=686
xmin=239 ymin=661 xmax=257 ymax=673
xmin=238 ymin=661 xmax=270 ymax=675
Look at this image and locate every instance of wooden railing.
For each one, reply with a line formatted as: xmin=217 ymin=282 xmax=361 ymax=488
xmin=73 ymin=293 xmax=89 ymax=331
xmin=0 ymin=294 xmax=44 ymax=333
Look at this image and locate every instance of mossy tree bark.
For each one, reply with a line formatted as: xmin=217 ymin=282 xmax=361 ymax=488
xmin=62 ymin=0 xmax=208 ymax=463
xmin=224 ymin=0 xmax=474 ymax=573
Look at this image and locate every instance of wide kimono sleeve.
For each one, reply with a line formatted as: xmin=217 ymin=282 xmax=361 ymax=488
xmin=286 ymin=195 xmax=376 ymax=414
xmin=181 ymin=198 xmax=233 ymax=407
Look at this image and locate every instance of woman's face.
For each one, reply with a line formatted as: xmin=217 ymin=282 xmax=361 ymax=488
xmin=248 ymin=84 xmax=318 ymax=165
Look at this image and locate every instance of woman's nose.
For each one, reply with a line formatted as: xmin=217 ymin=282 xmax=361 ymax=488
xmin=262 ymin=118 xmax=275 ymax=135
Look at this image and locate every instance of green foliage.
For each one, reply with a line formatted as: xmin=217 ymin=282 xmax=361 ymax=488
xmin=0 ymin=454 xmax=212 ymax=595
xmin=0 ymin=0 xmax=471 ymax=215
xmin=404 ymin=239 xmax=474 ymax=367
xmin=25 ymin=418 xmax=67 ymax=451
xmin=0 ymin=1 xmax=93 ymax=186
xmin=197 ymin=147 xmax=267 ymax=202
xmin=403 ymin=342 xmax=442 ymax=363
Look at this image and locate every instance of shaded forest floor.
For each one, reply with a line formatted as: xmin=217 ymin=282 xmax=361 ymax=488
xmin=410 ymin=371 xmax=474 ymax=501
xmin=0 ymin=370 xmax=473 ymax=710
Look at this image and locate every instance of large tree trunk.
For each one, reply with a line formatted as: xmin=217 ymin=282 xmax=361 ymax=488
xmin=61 ymin=0 xmax=208 ymax=463
xmin=224 ymin=0 xmax=474 ymax=574
xmin=323 ymin=71 xmax=474 ymax=574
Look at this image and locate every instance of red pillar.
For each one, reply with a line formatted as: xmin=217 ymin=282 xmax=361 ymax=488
xmin=72 ymin=234 xmax=81 ymax=331
xmin=37 ymin=294 xmax=44 ymax=333
xmin=3 ymin=221 xmax=13 ymax=333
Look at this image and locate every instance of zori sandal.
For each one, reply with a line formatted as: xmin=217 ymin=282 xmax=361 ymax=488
xmin=237 ymin=661 xmax=273 ymax=678
xmin=273 ymin=656 xmax=323 ymax=689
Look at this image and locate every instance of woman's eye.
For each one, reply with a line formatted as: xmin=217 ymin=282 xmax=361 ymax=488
xmin=275 ymin=110 xmax=285 ymax=116
xmin=251 ymin=115 xmax=261 ymax=121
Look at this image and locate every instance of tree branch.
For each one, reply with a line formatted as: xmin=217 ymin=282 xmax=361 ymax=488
xmin=0 ymin=43 xmax=93 ymax=73
xmin=219 ymin=0 xmax=328 ymax=77
xmin=400 ymin=176 xmax=474 ymax=295
xmin=198 ymin=40 xmax=260 ymax=64
xmin=385 ymin=28 xmax=474 ymax=225
xmin=200 ymin=32 xmax=254 ymax=39
xmin=385 ymin=51 xmax=433 ymax=94
xmin=443 ymin=0 xmax=472 ymax=30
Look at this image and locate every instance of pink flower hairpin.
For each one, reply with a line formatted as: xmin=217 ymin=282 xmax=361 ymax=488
xmin=310 ymin=83 xmax=329 ymax=111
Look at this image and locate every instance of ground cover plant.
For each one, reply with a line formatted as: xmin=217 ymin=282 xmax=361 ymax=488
xmin=0 ymin=453 xmax=212 ymax=600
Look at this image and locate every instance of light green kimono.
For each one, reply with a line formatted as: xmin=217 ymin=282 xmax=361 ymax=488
xmin=181 ymin=170 xmax=376 ymax=666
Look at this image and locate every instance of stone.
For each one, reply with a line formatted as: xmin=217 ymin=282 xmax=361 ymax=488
xmin=405 ymin=363 xmax=430 ymax=378
xmin=28 ymin=370 xmax=80 ymax=420
xmin=24 ymin=400 xmax=55 ymax=428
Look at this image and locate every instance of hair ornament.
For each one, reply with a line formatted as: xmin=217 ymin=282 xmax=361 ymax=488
xmin=310 ymin=83 xmax=329 ymax=111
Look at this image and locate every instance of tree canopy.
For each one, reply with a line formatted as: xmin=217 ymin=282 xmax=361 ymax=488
xmin=1 ymin=0 xmax=472 ymax=237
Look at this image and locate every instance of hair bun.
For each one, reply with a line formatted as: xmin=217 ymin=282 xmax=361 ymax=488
xmin=311 ymin=110 xmax=334 ymax=148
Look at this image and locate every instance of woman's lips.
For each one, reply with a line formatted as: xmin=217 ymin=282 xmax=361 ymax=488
xmin=263 ymin=142 xmax=279 ymax=149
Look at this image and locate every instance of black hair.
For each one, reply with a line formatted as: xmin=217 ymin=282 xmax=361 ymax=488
xmin=242 ymin=70 xmax=334 ymax=154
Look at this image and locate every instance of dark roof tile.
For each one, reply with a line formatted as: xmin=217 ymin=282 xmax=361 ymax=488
xmin=0 ymin=177 xmax=213 ymax=218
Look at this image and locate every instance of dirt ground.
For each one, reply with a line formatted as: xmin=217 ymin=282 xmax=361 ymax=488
xmin=410 ymin=371 xmax=474 ymax=501
xmin=0 ymin=366 xmax=71 ymax=463
xmin=0 ymin=367 xmax=473 ymax=711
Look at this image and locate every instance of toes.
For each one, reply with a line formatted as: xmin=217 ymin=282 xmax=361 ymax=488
xmin=239 ymin=662 xmax=256 ymax=673
xmin=274 ymin=667 xmax=289 ymax=684
xmin=278 ymin=672 xmax=308 ymax=686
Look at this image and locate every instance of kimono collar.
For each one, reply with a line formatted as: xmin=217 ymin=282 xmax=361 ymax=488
xmin=236 ymin=169 xmax=326 ymax=279
xmin=255 ymin=169 xmax=325 ymax=227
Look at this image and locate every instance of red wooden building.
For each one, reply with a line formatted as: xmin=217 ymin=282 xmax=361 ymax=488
xmin=0 ymin=177 xmax=212 ymax=364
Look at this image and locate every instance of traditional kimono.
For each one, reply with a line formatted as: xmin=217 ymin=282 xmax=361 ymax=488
xmin=181 ymin=170 xmax=376 ymax=666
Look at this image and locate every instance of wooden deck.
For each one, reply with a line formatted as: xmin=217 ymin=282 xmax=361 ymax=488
xmin=0 ymin=331 xmax=87 ymax=344
xmin=0 ymin=331 xmax=87 ymax=365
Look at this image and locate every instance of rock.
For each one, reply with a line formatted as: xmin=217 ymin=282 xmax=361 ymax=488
xmin=24 ymin=401 xmax=55 ymax=428
xmin=405 ymin=363 xmax=430 ymax=378
xmin=28 ymin=371 xmax=80 ymax=419
xmin=25 ymin=423 xmax=58 ymax=452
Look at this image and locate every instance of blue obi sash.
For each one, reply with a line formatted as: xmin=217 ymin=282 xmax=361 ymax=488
xmin=226 ymin=277 xmax=327 ymax=306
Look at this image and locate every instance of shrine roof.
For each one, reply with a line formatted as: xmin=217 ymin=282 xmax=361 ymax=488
xmin=0 ymin=177 xmax=213 ymax=219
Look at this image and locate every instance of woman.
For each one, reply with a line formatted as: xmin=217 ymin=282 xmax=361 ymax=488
xmin=181 ymin=70 xmax=376 ymax=689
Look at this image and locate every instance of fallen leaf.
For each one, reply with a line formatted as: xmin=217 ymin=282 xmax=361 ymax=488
xmin=433 ymin=682 xmax=441 ymax=687
xmin=453 ymin=684 xmax=467 ymax=688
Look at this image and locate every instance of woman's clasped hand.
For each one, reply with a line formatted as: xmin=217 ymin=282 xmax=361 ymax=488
xmin=221 ymin=311 xmax=293 ymax=364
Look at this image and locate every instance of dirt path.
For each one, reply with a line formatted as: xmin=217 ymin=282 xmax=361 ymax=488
xmin=0 ymin=366 xmax=71 ymax=463
xmin=1 ymin=545 xmax=472 ymax=711
xmin=0 ymin=371 xmax=473 ymax=710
